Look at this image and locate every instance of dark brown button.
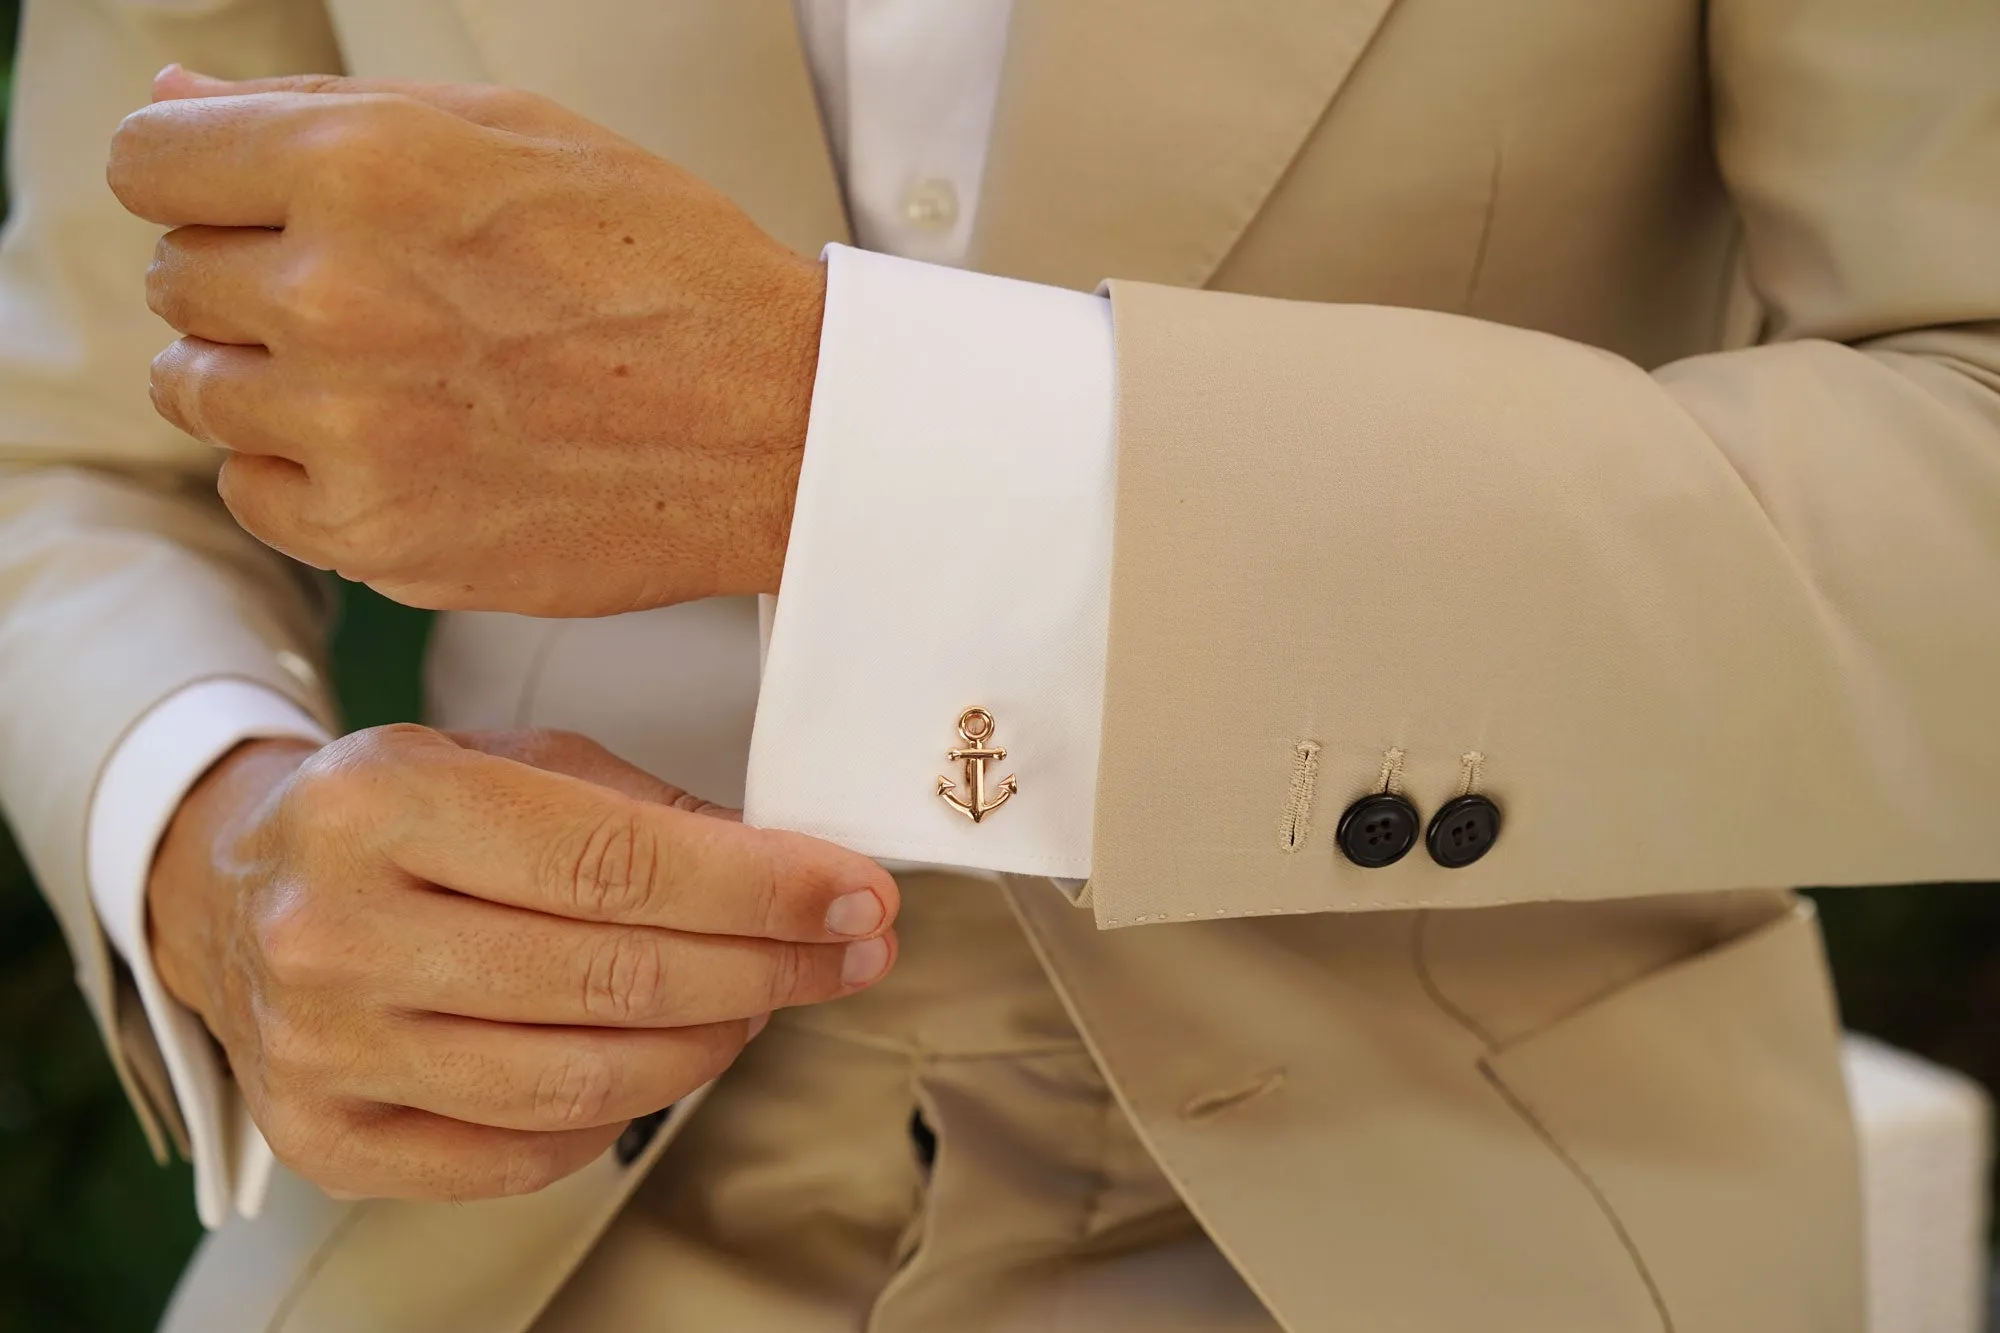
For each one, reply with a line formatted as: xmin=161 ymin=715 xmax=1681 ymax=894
xmin=616 ymin=1107 xmax=673 ymax=1166
xmin=1336 ymin=793 xmax=1420 ymax=868
xmin=1426 ymin=795 xmax=1501 ymax=868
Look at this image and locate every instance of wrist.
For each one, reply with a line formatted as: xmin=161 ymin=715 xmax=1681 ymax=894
xmin=732 ymin=255 xmax=824 ymax=597
xmin=147 ymin=737 xmax=318 ymax=1023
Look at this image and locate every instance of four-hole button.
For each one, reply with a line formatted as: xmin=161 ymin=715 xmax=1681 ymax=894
xmin=1426 ymin=794 xmax=1501 ymax=869
xmin=1335 ymin=793 xmax=1421 ymax=868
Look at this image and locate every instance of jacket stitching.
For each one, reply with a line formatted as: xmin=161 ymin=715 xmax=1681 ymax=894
xmin=1375 ymin=746 xmax=1407 ymax=795
xmin=1409 ymin=910 xmax=1498 ymax=1049
xmin=1474 ymin=1063 xmax=1676 ymax=1333
xmin=1279 ymin=740 xmax=1322 ymax=852
xmin=1411 ymin=913 xmax=1674 ymax=1332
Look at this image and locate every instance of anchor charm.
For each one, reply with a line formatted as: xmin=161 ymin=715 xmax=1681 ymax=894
xmin=937 ymin=707 xmax=1017 ymax=823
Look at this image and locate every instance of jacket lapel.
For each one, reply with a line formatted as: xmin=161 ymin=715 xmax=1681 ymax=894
xmin=971 ymin=0 xmax=1404 ymax=290
xmin=450 ymin=0 xmax=850 ymax=256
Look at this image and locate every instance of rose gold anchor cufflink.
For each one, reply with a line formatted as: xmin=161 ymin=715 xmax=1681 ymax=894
xmin=937 ymin=707 xmax=1016 ymax=823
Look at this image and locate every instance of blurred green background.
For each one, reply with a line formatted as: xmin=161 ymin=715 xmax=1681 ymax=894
xmin=0 ymin=4 xmax=1995 ymax=1330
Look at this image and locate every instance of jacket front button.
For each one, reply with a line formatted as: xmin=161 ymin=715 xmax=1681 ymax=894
xmin=1336 ymin=793 xmax=1420 ymax=868
xmin=615 ymin=1107 xmax=673 ymax=1167
xmin=1426 ymin=795 xmax=1501 ymax=868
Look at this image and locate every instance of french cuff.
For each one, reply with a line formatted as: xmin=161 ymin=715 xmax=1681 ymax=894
xmin=87 ymin=678 xmax=328 ymax=1228
xmin=744 ymin=244 xmax=1115 ymax=880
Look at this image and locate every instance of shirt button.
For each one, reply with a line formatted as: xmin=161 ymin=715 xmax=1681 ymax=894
xmin=902 ymin=178 xmax=960 ymax=230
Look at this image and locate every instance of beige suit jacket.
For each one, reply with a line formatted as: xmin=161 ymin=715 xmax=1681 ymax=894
xmin=3 ymin=1 xmax=1997 ymax=1329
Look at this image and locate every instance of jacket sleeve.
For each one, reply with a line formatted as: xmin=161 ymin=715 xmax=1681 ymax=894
xmin=1087 ymin=0 xmax=2000 ymax=928
xmin=0 ymin=0 xmax=344 ymax=1154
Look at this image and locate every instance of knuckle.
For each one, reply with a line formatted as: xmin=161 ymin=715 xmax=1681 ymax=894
xmin=495 ymin=1137 xmax=567 ymax=1198
xmin=304 ymin=385 xmax=385 ymax=454
xmin=555 ymin=808 xmax=661 ymax=921
xmin=748 ymin=853 xmax=786 ymax=939
xmin=276 ymin=256 xmax=368 ymax=346
xmin=764 ymin=943 xmax=811 ymax=1009
xmin=148 ymin=348 xmax=193 ymax=432
xmin=299 ymin=724 xmax=442 ymax=841
xmin=216 ymin=456 xmax=293 ymax=553
xmin=303 ymin=97 xmax=407 ymax=166
xmin=286 ymin=757 xmax=382 ymax=833
xmin=532 ymin=1049 xmax=616 ymax=1131
xmin=213 ymin=455 xmax=261 ymax=530
xmin=254 ymin=1011 xmax=328 ymax=1090
xmin=258 ymin=1106 xmax=338 ymax=1179
xmin=332 ymin=495 xmax=416 ymax=570
xmin=361 ymin=721 xmax=449 ymax=754
xmin=105 ymin=112 xmax=156 ymax=208
xmin=253 ymin=896 xmax=344 ymax=990
xmin=144 ymin=251 xmax=184 ymax=328
xmin=461 ymin=85 xmax=533 ymax=122
xmin=580 ymin=929 xmax=667 ymax=1024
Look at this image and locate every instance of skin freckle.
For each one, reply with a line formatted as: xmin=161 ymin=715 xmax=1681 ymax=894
xmin=613 ymin=365 xmax=631 ymax=377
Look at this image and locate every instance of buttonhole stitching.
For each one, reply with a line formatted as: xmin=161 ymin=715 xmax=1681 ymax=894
xmin=1181 ymin=1068 xmax=1288 ymax=1122
xmin=1376 ymin=746 xmax=1407 ymax=796
xmin=1280 ymin=740 xmax=1322 ymax=852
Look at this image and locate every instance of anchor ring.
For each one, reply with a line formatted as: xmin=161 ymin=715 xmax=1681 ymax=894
xmin=956 ymin=707 xmax=995 ymax=744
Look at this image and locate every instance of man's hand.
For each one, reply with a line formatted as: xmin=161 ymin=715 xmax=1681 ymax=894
xmin=148 ymin=725 xmax=897 ymax=1202
xmin=109 ymin=67 xmax=825 ymax=616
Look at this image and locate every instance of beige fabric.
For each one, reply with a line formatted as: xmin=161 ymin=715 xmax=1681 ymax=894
xmin=6 ymin=0 xmax=1996 ymax=1328
xmin=1040 ymin=0 xmax=2000 ymax=927
xmin=533 ymin=875 xmax=1276 ymax=1332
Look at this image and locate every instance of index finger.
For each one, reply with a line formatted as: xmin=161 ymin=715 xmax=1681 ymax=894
xmin=385 ymin=746 xmax=899 ymax=945
xmin=108 ymin=92 xmax=324 ymax=228
xmin=108 ymin=89 xmax=469 ymax=228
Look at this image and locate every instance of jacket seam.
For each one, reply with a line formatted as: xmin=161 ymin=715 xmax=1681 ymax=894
xmin=1411 ymin=911 xmax=1675 ymax=1332
xmin=1473 ymin=1062 xmax=1676 ymax=1333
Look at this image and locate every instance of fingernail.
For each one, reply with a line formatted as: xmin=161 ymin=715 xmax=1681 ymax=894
xmin=748 ymin=1013 xmax=771 ymax=1039
xmin=824 ymin=890 xmax=884 ymax=938
xmin=841 ymin=936 xmax=890 ymax=987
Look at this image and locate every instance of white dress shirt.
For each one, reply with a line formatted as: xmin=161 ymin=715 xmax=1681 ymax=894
xmin=85 ymin=0 xmax=1118 ymax=1226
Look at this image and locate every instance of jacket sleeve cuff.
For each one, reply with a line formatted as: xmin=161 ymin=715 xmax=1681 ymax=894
xmin=743 ymin=245 xmax=1116 ymax=880
xmin=87 ymin=679 xmax=328 ymax=1228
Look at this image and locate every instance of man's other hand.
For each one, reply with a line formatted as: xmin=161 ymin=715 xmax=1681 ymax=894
xmin=109 ymin=68 xmax=826 ymax=617
xmin=146 ymin=726 xmax=897 ymax=1202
